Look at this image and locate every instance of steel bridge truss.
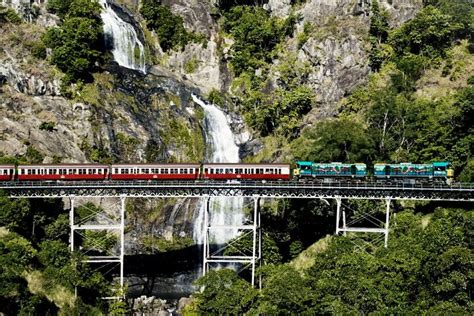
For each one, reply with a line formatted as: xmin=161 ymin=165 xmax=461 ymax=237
xmin=2 ymin=180 xmax=473 ymax=201
xmin=335 ymin=197 xmax=391 ymax=248
xmin=202 ymin=196 xmax=262 ymax=287
xmin=69 ymin=195 xmax=126 ymax=293
xmin=2 ymin=180 xmax=473 ymax=293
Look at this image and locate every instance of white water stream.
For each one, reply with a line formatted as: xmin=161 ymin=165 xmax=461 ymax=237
xmin=191 ymin=95 xmax=244 ymax=245
xmin=99 ymin=0 xmax=146 ymax=73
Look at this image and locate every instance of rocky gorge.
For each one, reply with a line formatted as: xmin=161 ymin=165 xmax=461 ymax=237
xmin=0 ymin=0 xmax=434 ymax=310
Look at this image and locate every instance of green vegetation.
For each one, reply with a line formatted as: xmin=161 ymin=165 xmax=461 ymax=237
xmin=0 ymin=193 xmax=115 ymax=314
xmin=116 ymin=132 xmax=140 ymax=163
xmin=46 ymin=0 xmax=73 ymax=19
xmin=221 ymin=6 xmax=296 ymax=76
xmin=296 ymin=21 xmax=314 ymax=49
xmin=368 ymin=0 xmax=390 ymax=71
xmin=39 ymin=121 xmax=56 ymax=132
xmin=43 ymin=0 xmax=105 ymax=83
xmin=140 ymin=235 xmax=193 ymax=253
xmin=191 ymin=208 xmax=473 ymax=314
xmin=292 ymin=1 xmax=474 ymax=179
xmin=183 ymin=58 xmax=199 ymax=73
xmin=0 ymin=5 xmax=22 ymax=24
xmin=140 ymin=0 xmax=206 ymax=52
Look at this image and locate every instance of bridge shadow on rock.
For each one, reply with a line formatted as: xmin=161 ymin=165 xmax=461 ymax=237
xmin=124 ymin=245 xmax=202 ymax=299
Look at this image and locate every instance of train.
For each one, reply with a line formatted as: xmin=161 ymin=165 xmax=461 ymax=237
xmin=294 ymin=161 xmax=453 ymax=183
xmin=0 ymin=161 xmax=453 ymax=184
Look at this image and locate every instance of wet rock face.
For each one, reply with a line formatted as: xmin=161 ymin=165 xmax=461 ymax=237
xmin=0 ymin=66 xmax=61 ymax=96
xmin=161 ymin=0 xmax=216 ymax=37
xmin=264 ymin=0 xmax=292 ymax=18
xmin=380 ymin=0 xmax=423 ymax=27
xmin=298 ymin=34 xmax=370 ymax=118
xmin=0 ymin=92 xmax=91 ymax=162
xmin=298 ymin=0 xmax=371 ymax=24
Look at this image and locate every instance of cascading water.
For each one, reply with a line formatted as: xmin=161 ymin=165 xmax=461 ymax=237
xmin=191 ymin=94 xmax=244 ymax=245
xmin=99 ymin=0 xmax=146 ymax=73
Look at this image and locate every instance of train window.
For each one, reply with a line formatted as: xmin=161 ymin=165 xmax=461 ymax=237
xmin=164 ymin=169 xmax=169 ymax=174
xmin=27 ymin=169 xmax=31 ymax=175
xmin=170 ymin=169 xmax=175 ymax=174
xmin=225 ymin=168 xmax=231 ymax=174
xmin=79 ymin=169 xmax=83 ymax=175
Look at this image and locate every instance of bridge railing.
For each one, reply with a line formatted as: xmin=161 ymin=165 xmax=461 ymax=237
xmin=1 ymin=180 xmax=473 ymax=190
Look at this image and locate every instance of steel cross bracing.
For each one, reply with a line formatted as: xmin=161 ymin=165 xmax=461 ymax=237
xmin=202 ymin=197 xmax=262 ymax=287
xmin=1 ymin=180 xmax=473 ymax=201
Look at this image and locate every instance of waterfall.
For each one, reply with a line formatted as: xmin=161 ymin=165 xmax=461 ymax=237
xmin=191 ymin=95 xmax=244 ymax=245
xmin=99 ymin=0 xmax=146 ymax=73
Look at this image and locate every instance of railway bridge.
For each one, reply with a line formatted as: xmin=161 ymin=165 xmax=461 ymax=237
xmin=1 ymin=180 xmax=473 ymax=291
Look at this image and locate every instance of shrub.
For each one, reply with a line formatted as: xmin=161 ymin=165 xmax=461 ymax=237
xmin=42 ymin=0 xmax=104 ymax=83
xmin=39 ymin=122 xmax=56 ymax=132
xmin=0 ymin=5 xmax=22 ymax=24
xmin=141 ymin=0 xmax=191 ymax=52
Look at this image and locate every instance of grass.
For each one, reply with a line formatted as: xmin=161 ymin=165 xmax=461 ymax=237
xmin=290 ymin=235 xmax=331 ymax=273
xmin=416 ymin=41 xmax=474 ymax=100
xmin=24 ymin=270 xmax=76 ymax=310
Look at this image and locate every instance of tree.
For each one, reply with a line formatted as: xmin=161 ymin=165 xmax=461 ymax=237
xmin=42 ymin=0 xmax=104 ymax=83
xmin=252 ymin=264 xmax=313 ymax=314
xmin=46 ymin=0 xmax=73 ymax=19
xmin=222 ymin=6 xmax=294 ymax=76
xmin=293 ymin=117 xmax=375 ymax=163
xmin=0 ymin=193 xmax=31 ymax=236
xmin=194 ymin=269 xmax=257 ymax=314
xmin=389 ymin=6 xmax=462 ymax=58
xmin=140 ymin=0 xmax=190 ymax=52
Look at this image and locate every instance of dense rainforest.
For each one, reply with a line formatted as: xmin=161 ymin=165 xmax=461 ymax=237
xmin=0 ymin=0 xmax=473 ymax=314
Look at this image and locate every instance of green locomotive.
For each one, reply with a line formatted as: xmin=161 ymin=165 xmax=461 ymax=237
xmin=294 ymin=161 xmax=453 ymax=183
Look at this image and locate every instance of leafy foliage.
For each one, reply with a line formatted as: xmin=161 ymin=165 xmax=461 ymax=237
xmin=389 ymin=6 xmax=462 ymax=59
xmin=194 ymin=269 xmax=258 ymax=314
xmin=292 ymin=117 xmax=375 ymax=163
xmin=0 ymin=191 xmax=112 ymax=314
xmin=46 ymin=0 xmax=73 ymax=19
xmin=192 ymin=208 xmax=474 ymax=314
xmin=43 ymin=0 xmax=105 ymax=83
xmin=369 ymin=0 xmax=390 ymax=71
xmin=222 ymin=6 xmax=295 ymax=76
xmin=140 ymin=0 xmax=204 ymax=52
xmin=0 ymin=5 xmax=22 ymax=24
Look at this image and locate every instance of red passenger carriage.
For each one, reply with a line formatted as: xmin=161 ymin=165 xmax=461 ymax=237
xmin=110 ymin=163 xmax=200 ymax=180
xmin=0 ymin=165 xmax=15 ymax=181
xmin=202 ymin=163 xmax=291 ymax=180
xmin=17 ymin=164 xmax=109 ymax=181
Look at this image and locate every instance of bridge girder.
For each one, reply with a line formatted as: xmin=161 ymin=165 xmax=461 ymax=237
xmin=1 ymin=180 xmax=472 ymax=201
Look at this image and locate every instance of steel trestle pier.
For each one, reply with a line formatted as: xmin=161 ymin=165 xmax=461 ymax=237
xmin=2 ymin=180 xmax=473 ymax=293
xmin=1 ymin=180 xmax=473 ymax=201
